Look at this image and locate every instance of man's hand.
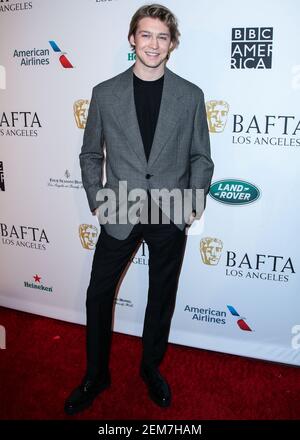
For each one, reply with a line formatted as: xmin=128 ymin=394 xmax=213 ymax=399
xmin=92 ymin=207 xmax=100 ymax=217
xmin=186 ymin=211 xmax=196 ymax=227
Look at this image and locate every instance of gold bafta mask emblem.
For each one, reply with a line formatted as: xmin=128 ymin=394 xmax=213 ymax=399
xmin=206 ymin=100 xmax=229 ymax=133
xmin=200 ymin=237 xmax=223 ymax=265
xmin=79 ymin=224 xmax=98 ymax=250
xmin=74 ymin=99 xmax=89 ymax=129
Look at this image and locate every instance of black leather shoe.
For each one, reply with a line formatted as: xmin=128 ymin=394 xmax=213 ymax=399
xmin=64 ymin=374 xmax=111 ymax=415
xmin=140 ymin=365 xmax=171 ymax=407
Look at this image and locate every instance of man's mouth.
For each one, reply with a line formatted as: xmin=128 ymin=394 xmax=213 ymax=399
xmin=145 ymin=52 xmax=159 ymax=57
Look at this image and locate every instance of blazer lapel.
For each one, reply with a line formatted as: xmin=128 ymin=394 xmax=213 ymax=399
xmin=112 ymin=65 xmax=182 ymax=169
xmin=147 ymin=67 xmax=182 ymax=168
xmin=112 ymin=65 xmax=147 ymax=167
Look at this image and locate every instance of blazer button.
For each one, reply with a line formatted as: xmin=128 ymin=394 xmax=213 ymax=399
xmin=145 ymin=174 xmax=153 ymax=179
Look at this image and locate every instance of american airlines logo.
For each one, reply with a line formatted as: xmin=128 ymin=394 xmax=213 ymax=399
xmin=227 ymin=305 xmax=253 ymax=331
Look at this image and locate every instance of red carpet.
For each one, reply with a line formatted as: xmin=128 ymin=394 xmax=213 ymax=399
xmin=0 ymin=306 xmax=299 ymax=420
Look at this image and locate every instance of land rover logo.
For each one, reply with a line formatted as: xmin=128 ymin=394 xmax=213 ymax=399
xmin=209 ymin=179 xmax=260 ymax=205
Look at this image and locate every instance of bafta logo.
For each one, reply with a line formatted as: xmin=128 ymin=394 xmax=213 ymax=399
xmin=200 ymin=237 xmax=223 ymax=265
xmin=79 ymin=224 xmax=98 ymax=250
xmin=74 ymin=99 xmax=89 ymax=129
xmin=206 ymin=100 xmax=229 ymax=133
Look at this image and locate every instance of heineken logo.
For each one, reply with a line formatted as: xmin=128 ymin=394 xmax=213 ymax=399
xmin=209 ymin=179 xmax=260 ymax=205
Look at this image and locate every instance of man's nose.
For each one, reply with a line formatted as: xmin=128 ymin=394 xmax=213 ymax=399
xmin=149 ymin=36 xmax=159 ymax=48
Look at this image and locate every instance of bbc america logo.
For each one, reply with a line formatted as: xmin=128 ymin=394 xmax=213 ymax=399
xmin=231 ymin=27 xmax=273 ymax=69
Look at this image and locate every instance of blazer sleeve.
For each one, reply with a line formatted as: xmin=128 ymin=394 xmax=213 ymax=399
xmin=189 ymin=89 xmax=214 ymax=218
xmin=79 ymin=87 xmax=105 ymax=212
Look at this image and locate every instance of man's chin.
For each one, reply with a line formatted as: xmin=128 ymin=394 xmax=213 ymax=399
xmin=145 ymin=61 xmax=164 ymax=69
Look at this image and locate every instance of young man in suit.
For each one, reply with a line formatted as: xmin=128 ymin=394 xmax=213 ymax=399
xmin=64 ymin=3 xmax=214 ymax=415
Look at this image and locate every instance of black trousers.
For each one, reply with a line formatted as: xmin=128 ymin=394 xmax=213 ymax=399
xmin=85 ymin=212 xmax=187 ymax=380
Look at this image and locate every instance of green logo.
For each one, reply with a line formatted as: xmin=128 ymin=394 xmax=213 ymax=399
xmin=209 ymin=179 xmax=260 ymax=205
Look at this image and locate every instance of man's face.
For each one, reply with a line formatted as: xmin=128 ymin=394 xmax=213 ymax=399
xmin=129 ymin=17 xmax=173 ymax=70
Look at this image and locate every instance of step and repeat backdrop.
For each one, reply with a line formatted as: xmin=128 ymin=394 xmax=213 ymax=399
xmin=1 ymin=0 xmax=299 ymax=365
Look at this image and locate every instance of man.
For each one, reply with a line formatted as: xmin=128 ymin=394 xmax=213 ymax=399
xmin=64 ymin=3 xmax=214 ymax=415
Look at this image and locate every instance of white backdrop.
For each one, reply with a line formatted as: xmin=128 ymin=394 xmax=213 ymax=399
xmin=0 ymin=0 xmax=299 ymax=366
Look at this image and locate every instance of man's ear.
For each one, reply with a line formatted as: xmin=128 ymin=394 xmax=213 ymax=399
xmin=129 ymin=34 xmax=135 ymax=47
